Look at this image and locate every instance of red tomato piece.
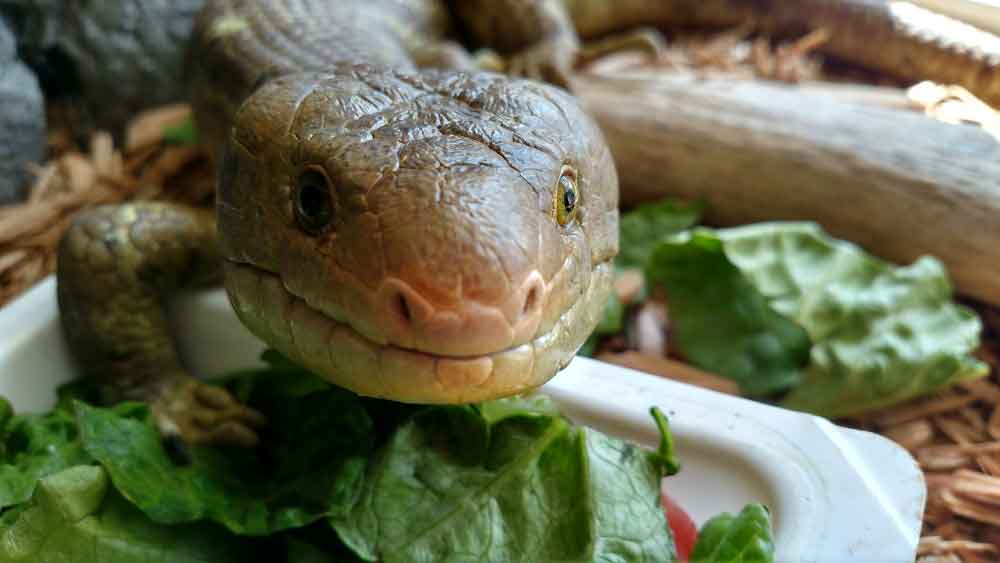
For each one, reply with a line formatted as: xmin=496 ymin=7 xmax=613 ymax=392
xmin=661 ymin=485 xmax=697 ymax=562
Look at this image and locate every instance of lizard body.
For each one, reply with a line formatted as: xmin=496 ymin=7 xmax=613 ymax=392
xmin=56 ymin=0 xmax=1000 ymax=447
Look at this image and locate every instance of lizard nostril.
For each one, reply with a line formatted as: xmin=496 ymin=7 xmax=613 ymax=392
xmin=391 ymin=291 xmax=414 ymax=328
xmin=523 ymin=285 xmax=539 ymax=316
xmin=518 ymin=274 xmax=545 ymax=322
xmin=377 ymin=274 xmax=543 ymax=354
xmin=379 ymin=279 xmax=436 ymax=341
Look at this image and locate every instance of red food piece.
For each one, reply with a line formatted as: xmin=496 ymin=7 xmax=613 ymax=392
xmin=661 ymin=486 xmax=697 ymax=562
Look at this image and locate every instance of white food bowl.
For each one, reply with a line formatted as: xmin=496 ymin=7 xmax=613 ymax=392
xmin=0 ymin=277 xmax=925 ymax=561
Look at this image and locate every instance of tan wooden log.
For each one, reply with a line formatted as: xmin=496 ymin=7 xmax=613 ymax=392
xmin=575 ymin=74 xmax=1000 ymax=306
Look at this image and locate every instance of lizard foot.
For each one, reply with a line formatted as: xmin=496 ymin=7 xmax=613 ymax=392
xmin=472 ymin=48 xmax=505 ymax=74
xmin=412 ymin=42 xmax=505 ymax=74
xmin=151 ymin=377 xmax=266 ymax=453
xmin=577 ymin=27 xmax=667 ymax=68
xmin=505 ymin=37 xmax=579 ymax=90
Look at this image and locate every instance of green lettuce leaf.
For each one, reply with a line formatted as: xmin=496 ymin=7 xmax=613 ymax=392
xmin=163 ymin=116 xmax=199 ymax=146
xmin=332 ymin=396 xmax=675 ymax=563
xmin=73 ymin=377 xmax=373 ymax=535
xmin=646 ymin=222 xmax=987 ymax=414
xmin=718 ymin=223 xmax=988 ymax=416
xmin=645 ymin=230 xmax=811 ymax=396
xmin=618 ymin=199 xmax=704 ymax=268
xmin=580 ymin=197 xmax=701 ymax=356
xmin=0 ymin=395 xmax=95 ymax=510
xmin=690 ymin=503 xmax=775 ymax=563
xmin=0 ymin=351 xmax=681 ymax=561
xmin=0 ymin=465 xmax=251 ymax=562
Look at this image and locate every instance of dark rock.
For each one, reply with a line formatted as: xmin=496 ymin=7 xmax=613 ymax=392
xmin=0 ymin=14 xmax=45 ymax=204
xmin=1 ymin=1 xmax=75 ymax=97
xmin=5 ymin=0 xmax=205 ymax=136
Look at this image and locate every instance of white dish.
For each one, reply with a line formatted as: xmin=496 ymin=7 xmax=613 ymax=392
xmin=911 ymin=0 xmax=1000 ymax=36
xmin=0 ymin=277 xmax=925 ymax=561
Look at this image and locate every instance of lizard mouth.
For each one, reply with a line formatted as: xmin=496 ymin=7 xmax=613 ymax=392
xmin=222 ymin=259 xmax=614 ymax=404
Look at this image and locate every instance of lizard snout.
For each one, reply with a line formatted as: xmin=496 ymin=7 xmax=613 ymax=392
xmin=376 ymin=270 xmax=547 ymax=357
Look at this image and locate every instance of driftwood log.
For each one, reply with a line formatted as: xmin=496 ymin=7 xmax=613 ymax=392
xmin=575 ymin=74 xmax=1000 ymax=306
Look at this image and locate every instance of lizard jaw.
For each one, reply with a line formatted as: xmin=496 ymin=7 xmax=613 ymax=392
xmin=222 ymin=259 xmax=614 ymax=404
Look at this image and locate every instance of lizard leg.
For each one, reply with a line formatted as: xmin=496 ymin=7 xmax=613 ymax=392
xmin=411 ymin=40 xmax=504 ymax=72
xmin=56 ymin=202 xmax=265 ymax=451
xmin=471 ymin=49 xmax=507 ymax=73
xmin=577 ymin=27 xmax=667 ymax=67
xmin=448 ymin=0 xmax=580 ymax=89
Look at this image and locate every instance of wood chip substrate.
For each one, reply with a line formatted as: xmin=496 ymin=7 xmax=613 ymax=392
xmin=0 ymin=104 xmax=213 ymax=305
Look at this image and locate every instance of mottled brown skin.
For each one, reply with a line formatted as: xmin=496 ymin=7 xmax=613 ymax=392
xmin=218 ymin=67 xmax=617 ymax=405
xmin=57 ymin=0 xmax=1000 ymax=448
xmin=56 ymin=203 xmax=265 ymax=446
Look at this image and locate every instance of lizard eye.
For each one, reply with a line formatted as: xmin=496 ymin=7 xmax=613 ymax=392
xmin=294 ymin=168 xmax=334 ymax=234
xmin=555 ymin=166 xmax=579 ymax=227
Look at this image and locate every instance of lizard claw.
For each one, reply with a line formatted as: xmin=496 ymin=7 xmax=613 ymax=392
xmin=152 ymin=377 xmax=266 ymax=453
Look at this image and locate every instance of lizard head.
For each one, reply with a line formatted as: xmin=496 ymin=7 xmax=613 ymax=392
xmin=217 ymin=65 xmax=618 ymax=403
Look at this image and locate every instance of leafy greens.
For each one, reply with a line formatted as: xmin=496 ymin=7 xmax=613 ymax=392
xmin=618 ymin=198 xmax=705 ymax=269
xmin=614 ymin=198 xmax=988 ymax=416
xmin=690 ymin=503 xmax=775 ymax=563
xmin=0 ymin=396 xmax=92 ymax=511
xmin=333 ymin=397 xmax=676 ymax=562
xmin=0 ymin=352 xmax=680 ymax=562
xmin=0 ymin=465 xmax=252 ymax=562
xmin=719 ymin=223 xmax=987 ymax=416
xmin=645 ymin=230 xmax=811 ymax=397
xmin=580 ymin=198 xmax=704 ymax=357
